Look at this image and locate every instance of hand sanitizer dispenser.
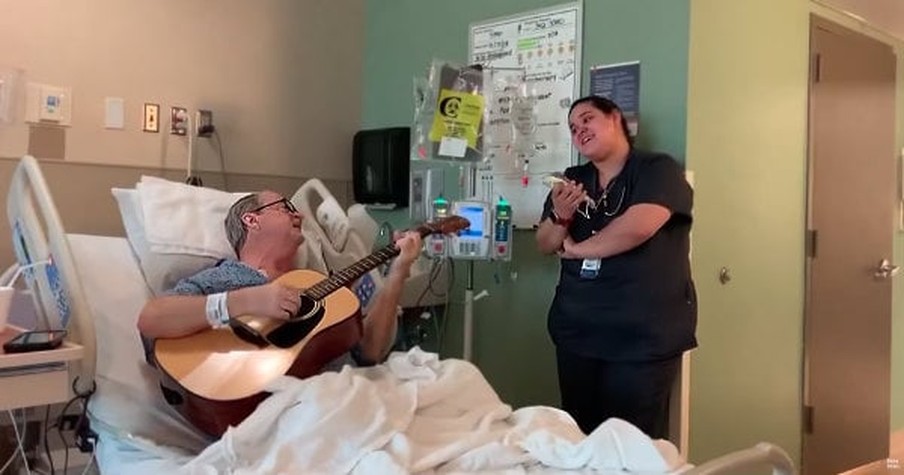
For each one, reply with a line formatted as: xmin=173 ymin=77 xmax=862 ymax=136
xmin=493 ymin=197 xmax=512 ymax=260
xmin=425 ymin=196 xmax=449 ymax=257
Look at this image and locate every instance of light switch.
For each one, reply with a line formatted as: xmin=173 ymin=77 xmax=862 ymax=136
xmin=143 ymin=103 xmax=159 ymax=132
xmin=104 ymin=97 xmax=124 ymax=129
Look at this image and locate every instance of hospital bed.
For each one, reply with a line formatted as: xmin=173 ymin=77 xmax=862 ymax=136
xmin=5 ymin=155 xmax=796 ymax=474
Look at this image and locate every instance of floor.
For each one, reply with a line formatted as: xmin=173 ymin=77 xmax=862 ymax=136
xmin=842 ymin=431 xmax=904 ymax=475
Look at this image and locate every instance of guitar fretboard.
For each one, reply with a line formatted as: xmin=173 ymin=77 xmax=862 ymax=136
xmin=304 ymin=244 xmax=401 ymax=301
xmin=300 ymin=217 xmax=467 ymax=302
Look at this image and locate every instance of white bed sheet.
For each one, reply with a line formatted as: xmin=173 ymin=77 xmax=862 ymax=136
xmin=181 ymin=349 xmax=686 ymax=474
xmin=67 ymin=234 xmax=211 ymax=456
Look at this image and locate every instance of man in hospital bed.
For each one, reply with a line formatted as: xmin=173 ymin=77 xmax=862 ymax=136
xmin=2 ymin=156 xmax=794 ymax=473
xmin=122 ymin=191 xmax=692 ymax=473
xmin=137 ymin=190 xmax=422 ymax=372
xmin=120 ymin=189 xmax=688 ymax=474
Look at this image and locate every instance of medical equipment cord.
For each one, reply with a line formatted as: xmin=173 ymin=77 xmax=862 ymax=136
xmin=406 ymin=257 xmax=454 ymax=352
xmin=2 ymin=409 xmax=30 ymax=475
xmin=51 ymin=383 xmax=95 ymax=475
xmin=185 ymin=114 xmax=195 ymax=184
xmin=213 ymin=130 xmax=229 ymax=191
xmin=42 ymin=406 xmax=53 ymax=475
xmin=437 ymin=259 xmax=455 ymax=354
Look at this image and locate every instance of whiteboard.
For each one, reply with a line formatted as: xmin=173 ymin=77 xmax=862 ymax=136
xmin=469 ymin=2 xmax=582 ymax=228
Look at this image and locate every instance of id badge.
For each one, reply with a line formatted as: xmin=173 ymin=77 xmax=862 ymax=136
xmin=580 ymin=258 xmax=601 ymax=279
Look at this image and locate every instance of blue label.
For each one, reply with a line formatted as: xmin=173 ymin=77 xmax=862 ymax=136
xmin=495 ymin=221 xmax=509 ymax=241
xmin=11 ymin=221 xmax=72 ymax=328
xmin=45 ymin=262 xmax=71 ymax=328
xmin=353 ymin=272 xmax=377 ymax=309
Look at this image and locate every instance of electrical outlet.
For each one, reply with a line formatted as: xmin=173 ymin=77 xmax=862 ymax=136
xmin=59 ymin=414 xmax=79 ymax=431
xmin=143 ymin=103 xmax=159 ymax=133
xmin=196 ymin=109 xmax=214 ymax=137
xmin=75 ymin=416 xmax=97 ymax=453
xmin=170 ymin=106 xmax=188 ymax=135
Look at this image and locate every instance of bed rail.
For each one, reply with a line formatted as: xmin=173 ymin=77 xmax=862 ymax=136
xmin=6 ymin=155 xmax=96 ymax=395
xmin=685 ymin=442 xmax=796 ymax=475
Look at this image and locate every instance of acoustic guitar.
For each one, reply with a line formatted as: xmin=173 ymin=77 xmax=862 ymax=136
xmin=153 ymin=216 xmax=468 ymax=437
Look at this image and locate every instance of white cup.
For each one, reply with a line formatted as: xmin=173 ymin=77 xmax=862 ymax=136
xmin=0 ymin=286 xmax=13 ymax=332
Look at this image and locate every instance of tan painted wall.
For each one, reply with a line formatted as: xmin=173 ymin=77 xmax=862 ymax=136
xmin=0 ymin=0 xmax=365 ymax=180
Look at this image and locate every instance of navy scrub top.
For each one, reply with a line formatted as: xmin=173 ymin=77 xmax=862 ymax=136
xmin=541 ymin=149 xmax=698 ymax=361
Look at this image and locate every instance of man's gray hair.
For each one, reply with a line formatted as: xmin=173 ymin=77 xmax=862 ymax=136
xmin=225 ymin=193 xmax=261 ymax=257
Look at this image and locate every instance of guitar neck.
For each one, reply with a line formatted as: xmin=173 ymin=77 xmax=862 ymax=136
xmin=304 ymin=244 xmax=400 ymax=301
xmin=302 ymin=218 xmax=464 ymax=302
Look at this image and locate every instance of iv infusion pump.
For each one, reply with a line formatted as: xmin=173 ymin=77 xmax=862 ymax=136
xmin=425 ymin=197 xmax=512 ymax=261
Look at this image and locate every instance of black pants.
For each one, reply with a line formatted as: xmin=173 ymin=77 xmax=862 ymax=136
xmin=556 ymin=347 xmax=680 ymax=439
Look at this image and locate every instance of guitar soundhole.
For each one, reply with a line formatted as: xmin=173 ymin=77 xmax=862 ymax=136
xmin=293 ymin=296 xmax=320 ymax=321
xmin=265 ymin=296 xmax=324 ymax=348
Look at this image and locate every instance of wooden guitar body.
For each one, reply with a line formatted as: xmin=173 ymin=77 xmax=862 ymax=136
xmin=151 ymin=215 xmax=468 ymax=436
xmin=153 ymin=269 xmax=363 ymax=437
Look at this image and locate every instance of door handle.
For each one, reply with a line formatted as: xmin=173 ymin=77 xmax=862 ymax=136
xmin=874 ymin=258 xmax=899 ymax=279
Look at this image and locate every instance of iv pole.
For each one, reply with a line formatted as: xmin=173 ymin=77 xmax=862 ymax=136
xmin=462 ymin=163 xmax=477 ymax=361
xmin=448 ymin=65 xmax=523 ymax=362
xmin=463 ymin=259 xmax=475 ymax=361
xmin=460 ymin=64 xmax=521 ymax=362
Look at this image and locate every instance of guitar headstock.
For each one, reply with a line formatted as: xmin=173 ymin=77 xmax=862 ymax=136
xmin=416 ymin=215 xmax=470 ymax=237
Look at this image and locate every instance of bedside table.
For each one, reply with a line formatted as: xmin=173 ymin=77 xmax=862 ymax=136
xmin=0 ymin=326 xmax=85 ymax=410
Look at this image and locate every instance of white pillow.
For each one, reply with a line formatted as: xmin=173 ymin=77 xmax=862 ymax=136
xmin=294 ymin=232 xmax=329 ymax=276
xmin=112 ymin=188 xmax=219 ymax=295
xmin=315 ymin=196 xmax=350 ymax=251
xmin=347 ymin=203 xmax=379 ymax=252
xmin=136 ymin=176 xmax=246 ymax=258
xmin=113 ymin=185 xmax=327 ymax=295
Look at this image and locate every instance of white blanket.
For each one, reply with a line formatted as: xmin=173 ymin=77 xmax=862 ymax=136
xmin=166 ymin=348 xmax=686 ymax=475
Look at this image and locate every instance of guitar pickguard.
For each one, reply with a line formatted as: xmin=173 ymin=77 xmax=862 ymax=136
xmin=266 ymin=295 xmax=324 ymax=348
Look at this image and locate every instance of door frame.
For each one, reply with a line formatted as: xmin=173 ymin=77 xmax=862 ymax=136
xmin=803 ymin=13 xmax=896 ymax=473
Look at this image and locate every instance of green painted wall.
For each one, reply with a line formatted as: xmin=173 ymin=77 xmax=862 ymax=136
xmin=686 ymin=0 xmax=809 ymax=465
xmin=581 ymin=1 xmax=688 ymax=162
xmin=362 ymin=0 xmax=560 ymax=129
xmin=361 ymin=0 xmax=690 ymax=412
xmin=361 ymin=0 xmax=904 ymax=468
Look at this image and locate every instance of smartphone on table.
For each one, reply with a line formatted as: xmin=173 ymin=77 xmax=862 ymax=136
xmin=2 ymin=330 xmax=67 ymax=353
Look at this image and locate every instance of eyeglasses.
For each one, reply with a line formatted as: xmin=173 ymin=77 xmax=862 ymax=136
xmin=250 ymin=197 xmax=298 ymax=215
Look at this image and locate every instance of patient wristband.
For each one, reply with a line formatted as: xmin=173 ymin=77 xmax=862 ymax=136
xmin=205 ymin=292 xmax=231 ymax=329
